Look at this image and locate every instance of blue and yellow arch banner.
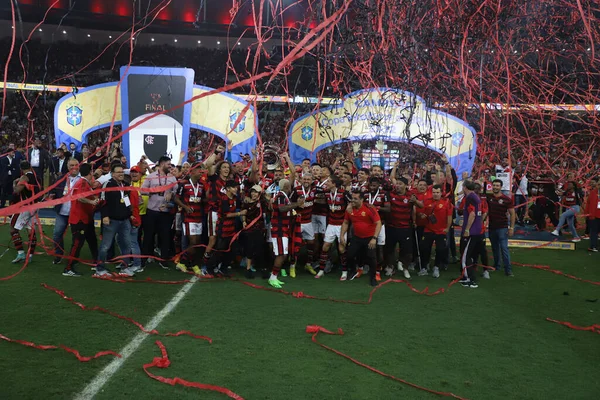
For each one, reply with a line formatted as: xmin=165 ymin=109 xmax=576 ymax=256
xmin=54 ymin=67 xmax=257 ymax=164
xmin=288 ymin=88 xmax=477 ymax=176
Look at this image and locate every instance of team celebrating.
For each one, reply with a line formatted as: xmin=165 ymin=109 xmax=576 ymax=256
xmin=10 ymin=140 xmax=595 ymax=290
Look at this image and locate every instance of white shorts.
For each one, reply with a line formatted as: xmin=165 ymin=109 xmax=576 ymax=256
xmin=377 ymin=226 xmax=386 ymax=246
xmin=324 ymin=224 xmax=347 ymax=244
xmin=174 ymin=213 xmax=183 ymax=232
xmin=11 ymin=211 xmax=36 ymax=231
xmin=208 ymin=211 xmax=218 ymax=237
xmin=301 ymin=222 xmax=315 ymax=241
xmin=271 ymin=237 xmax=289 ymax=256
xmin=312 ymin=214 xmax=327 ymax=235
xmin=183 ymin=221 xmax=202 ymax=236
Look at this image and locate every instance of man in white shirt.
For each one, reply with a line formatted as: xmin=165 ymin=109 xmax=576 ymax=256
xmin=495 ymin=157 xmax=513 ymax=198
xmin=514 ymin=167 xmax=528 ymax=225
xmin=51 ymin=158 xmax=81 ymax=264
xmin=28 ymin=138 xmax=51 ymax=189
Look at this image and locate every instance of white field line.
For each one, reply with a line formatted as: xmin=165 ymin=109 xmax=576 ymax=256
xmin=73 ymin=276 xmax=198 ymax=400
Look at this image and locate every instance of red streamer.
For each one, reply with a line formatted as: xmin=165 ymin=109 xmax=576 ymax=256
xmin=143 ymin=340 xmax=245 ymax=400
xmin=514 ymin=262 xmax=600 ymax=286
xmin=306 ymin=325 xmax=467 ymax=399
xmin=0 ymin=332 xmax=120 ymax=362
xmin=41 ymin=283 xmax=212 ymax=342
xmin=546 ymin=318 xmax=600 ymax=334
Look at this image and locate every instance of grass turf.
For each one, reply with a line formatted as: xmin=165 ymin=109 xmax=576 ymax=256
xmin=0 ymin=225 xmax=598 ymax=400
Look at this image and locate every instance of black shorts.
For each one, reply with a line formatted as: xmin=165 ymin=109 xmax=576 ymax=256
xmin=385 ymin=226 xmax=413 ymax=255
xmin=243 ymin=230 xmax=265 ymax=259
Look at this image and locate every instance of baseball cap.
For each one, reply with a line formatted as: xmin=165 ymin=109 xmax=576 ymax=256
xmin=250 ymin=185 xmax=263 ymax=193
xmin=130 ymin=166 xmax=142 ymax=173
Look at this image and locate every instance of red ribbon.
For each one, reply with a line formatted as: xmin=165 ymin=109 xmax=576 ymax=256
xmin=546 ymin=318 xmax=600 ymax=334
xmin=41 ymin=283 xmax=212 ymax=342
xmin=241 ymin=276 xmax=457 ymax=305
xmin=143 ymin=340 xmax=245 ymax=400
xmin=0 ymin=332 xmax=121 ymax=362
xmin=514 ymin=262 xmax=600 ymax=286
xmin=306 ymin=325 xmax=468 ymax=399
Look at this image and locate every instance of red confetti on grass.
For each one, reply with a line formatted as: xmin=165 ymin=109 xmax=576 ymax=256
xmin=41 ymin=283 xmax=212 ymax=342
xmin=306 ymin=325 xmax=468 ymax=399
xmin=0 ymin=332 xmax=120 ymax=362
xmin=546 ymin=318 xmax=600 ymax=334
xmin=144 ymin=340 xmax=245 ymax=400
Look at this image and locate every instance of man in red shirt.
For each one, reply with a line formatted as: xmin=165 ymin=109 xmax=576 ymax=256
xmin=174 ymin=163 xmax=209 ymax=276
xmin=207 ymin=180 xmax=242 ymax=277
xmin=269 ymin=179 xmax=304 ymax=288
xmin=419 ymin=185 xmax=453 ymax=278
xmin=341 ymin=191 xmax=382 ymax=287
xmin=293 ymin=173 xmax=317 ymax=275
xmin=315 ymin=177 xmax=348 ymax=280
xmin=365 ymin=177 xmax=390 ymax=280
xmin=386 ymin=177 xmax=416 ymax=279
xmin=63 ymin=163 xmax=100 ymax=277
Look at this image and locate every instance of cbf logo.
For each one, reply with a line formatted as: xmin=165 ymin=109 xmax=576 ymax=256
xmin=451 ymin=131 xmax=464 ymax=147
xmin=301 ymin=126 xmax=313 ymax=141
xmin=66 ymin=103 xmax=83 ymax=127
xmin=229 ymin=111 xmax=246 ymax=133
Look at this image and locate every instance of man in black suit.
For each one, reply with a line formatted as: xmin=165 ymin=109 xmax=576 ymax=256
xmin=69 ymin=142 xmax=83 ymax=162
xmin=0 ymin=144 xmax=20 ymax=208
xmin=28 ymin=138 xmax=52 ymax=189
xmin=51 ymin=147 xmax=71 ymax=185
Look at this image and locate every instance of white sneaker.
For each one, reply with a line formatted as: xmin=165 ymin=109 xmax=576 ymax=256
xmin=93 ymin=269 xmax=112 ymax=277
xmin=315 ymin=270 xmax=324 ymax=279
xmin=119 ymin=267 xmax=135 ymax=277
xmin=432 ymin=267 xmax=440 ymax=279
xmin=408 ymin=262 xmax=416 ymax=272
xmin=551 ymin=230 xmax=559 ymax=237
xmin=384 ymin=266 xmax=393 ymax=277
xmin=403 ymin=269 xmax=411 ymax=279
xmin=340 ymin=271 xmax=348 ymax=281
xmin=572 ymin=237 xmax=581 ymax=243
xmin=483 ymin=270 xmax=490 ymax=279
xmin=418 ymin=268 xmax=428 ymax=276
xmin=397 ymin=261 xmax=404 ymax=271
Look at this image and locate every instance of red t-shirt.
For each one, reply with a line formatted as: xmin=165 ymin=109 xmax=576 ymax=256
xmin=423 ymin=198 xmax=453 ymax=235
xmin=69 ymin=178 xmax=96 ymax=225
xmin=345 ymin=203 xmax=381 ymax=238
xmin=415 ymin=190 xmax=433 ymax=227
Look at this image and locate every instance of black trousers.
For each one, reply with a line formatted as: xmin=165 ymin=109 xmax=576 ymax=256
xmin=243 ymin=230 xmax=265 ymax=262
xmin=420 ymin=232 xmax=448 ymax=269
xmin=67 ymin=221 xmax=98 ymax=269
xmin=142 ymin=210 xmax=174 ymax=265
xmin=207 ymin=236 xmax=235 ymax=271
xmin=385 ymin=226 xmax=413 ymax=266
xmin=0 ymin=181 xmax=13 ymax=208
xmin=459 ymin=235 xmax=483 ymax=282
xmin=346 ymin=237 xmax=377 ymax=278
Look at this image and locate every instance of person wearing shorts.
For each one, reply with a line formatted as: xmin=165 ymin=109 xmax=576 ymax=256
xmin=175 ymin=163 xmax=210 ymax=276
xmin=293 ymin=173 xmax=317 ymax=276
xmin=10 ymin=161 xmax=39 ymax=264
xmin=268 ymin=179 xmax=304 ymax=288
xmin=315 ymin=178 xmax=348 ymax=279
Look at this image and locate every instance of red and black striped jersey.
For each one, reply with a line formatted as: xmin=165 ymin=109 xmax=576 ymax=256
xmin=15 ymin=172 xmax=39 ymax=203
xmin=216 ymin=195 xmax=240 ymax=238
xmin=293 ymin=184 xmax=316 ymax=224
xmin=326 ymin=188 xmax=348 ymax=226
xmin=242 ymin=198 xmax=269 ymax=232
xmin=176 ymin=178 xmax=205 ymax=222
xmin=364 ymin=189 xmax=388 ymax=211
xmin=207 ymin=175 xmax=226 ymax=212
xmin=388 ymin=191 xmax=414 ymax=228
xmin=313 ymin=178 xmax=330 ymax=216
xmin=271 ymin=191 xmax=295 ymax=238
